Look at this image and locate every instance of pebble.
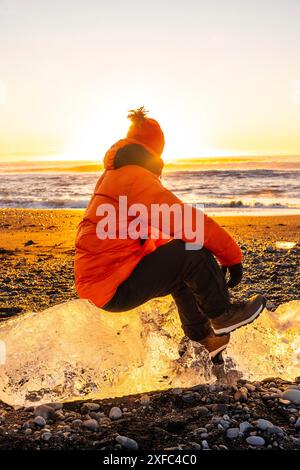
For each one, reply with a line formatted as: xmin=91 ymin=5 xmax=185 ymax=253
xmin=33 ymin=416 xmax=46 ymax=427
xmin=197 ymin=406 xmax=209 ymax=416
xmin=109 ymin=407 xmax=123 ymax=420
xmin=269 ymin=425 xmax=284 ymax=436
xmin=41 ymin=432 xmax=52 ymax=441
xmin=220 ymin=420 xmax=230 ymax=429
xmin=255 ymin=418 xmax=274 ymax=431
xmin=281 ymin=389 xmax=300 ymax=404
xmin=239 ymin=421 xmax=253 ymax=434
xmin=279 ymin=398 xmax=291 ymax=405
xmin=226 ymin=428 xmax=240 ymax=439
xmin=171 ymin=388 xmax=183 ymax=395
xmin=219 ymin=445 xmax=229 ymax=450
xmin=81 ymin=403 xmax=100 ymax=413
xmin=295 ymin=418 xmax=300 ymax=429
xmin=90 ymin=411 xmax=105 ymax=420
xmin=234 ymin=389 xmax=248 ymax=402
xmin=82 ymin=419 xmax=99 ymax=432
xmin=245 ymin=383 xmax=256 ymax=392
xmin=190 ymin=442 xmax=201 ymax=450
xmin=116 ymin=435 xmax=139 ymax=450
xmin=24 ymin=240 xmax=35 ymax=247
xmin=71 ymin=419 xmax=83 ymax=428
xmin=33 ymin=405 xmax=55 ymax=421
xmin=201 ymin=440 xmax=210 ymax=450
xmin=140 ymin=395 xmax=150 ymax=405
xmin=246 ymin=436 xmax=265 ymax=447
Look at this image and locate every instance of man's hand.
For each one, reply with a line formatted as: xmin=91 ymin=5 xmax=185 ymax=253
xmin=222 ymin=263 xmax=243 ymax=288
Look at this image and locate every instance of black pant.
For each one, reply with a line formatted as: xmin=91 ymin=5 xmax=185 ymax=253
xmin=103 ymin=240 xmax=230 ymax=341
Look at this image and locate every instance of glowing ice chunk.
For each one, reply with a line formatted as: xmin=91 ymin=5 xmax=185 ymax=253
xmin=275 ymin=241 xmax=296 ymax=250
xmin=0 ymin=298 xmax=299 ymax=406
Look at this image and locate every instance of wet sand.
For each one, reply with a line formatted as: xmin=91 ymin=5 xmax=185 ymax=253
xmin=0 ymin=209 xmax=299 ymax=450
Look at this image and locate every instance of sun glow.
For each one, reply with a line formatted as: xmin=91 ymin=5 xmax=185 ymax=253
xmin=63 ymin=98 xmax=221 ymax=163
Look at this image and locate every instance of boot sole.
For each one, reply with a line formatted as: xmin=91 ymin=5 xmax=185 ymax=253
xmin=209 ymin=343 xmax=228 ymax=359
xmin=212 ymin=300 xmax=266 ymax=336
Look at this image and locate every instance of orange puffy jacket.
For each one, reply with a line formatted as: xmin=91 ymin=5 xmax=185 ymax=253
xmin=75 ymin=143 xmax=242 ymax=307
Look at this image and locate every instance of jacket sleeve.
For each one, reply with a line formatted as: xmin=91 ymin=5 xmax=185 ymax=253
xmin=129 ymin=171 xmax=242 ymax=267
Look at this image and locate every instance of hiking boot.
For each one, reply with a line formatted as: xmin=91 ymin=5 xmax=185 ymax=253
xmin=211 ymin=294 xmax=267 ymax=336
xmin=178 ymin=333 xmax=230 ymax=359
xmin=199 ymin=331 xmax=230 ymax=359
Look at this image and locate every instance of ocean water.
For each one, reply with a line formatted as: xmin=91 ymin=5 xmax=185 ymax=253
xmin=0 ymin=159 xmax=299 ymax=215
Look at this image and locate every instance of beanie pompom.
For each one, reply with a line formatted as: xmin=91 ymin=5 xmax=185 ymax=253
xmin=127 ymin=106 xmax=149 ymax=128
xmin=126 ymin=106 xmax=165 ymax=158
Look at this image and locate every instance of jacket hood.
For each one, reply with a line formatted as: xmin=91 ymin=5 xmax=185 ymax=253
xmin=103 ymin=138 xmax=164 ymax=171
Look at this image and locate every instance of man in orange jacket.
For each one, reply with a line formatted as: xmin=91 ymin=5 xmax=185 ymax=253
xmin=75 ymin=107 xmax=266 ymax=359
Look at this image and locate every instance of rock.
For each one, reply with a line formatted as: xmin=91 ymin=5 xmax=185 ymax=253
xmin=281 ymin=389 xmax=300 ymax=404
xmin=24 ymin=240 xmax=35 ymax=246
xmin=171 ymin=388 xmax=183 ymax=395
xmin=41 ymin=432 xmax=52 ymax=441
xmin=33 ymin=416 xmax=46 ymax=427
xmin=226 ymin=428 xmax=240 ymax=439
xmin=90 ymin=411 xmax=105 ymax=420
xmin=109 ymin=407 xmax=122 ymax=420
xmin=220 ymin=420 xmax=230 ymax=429
xmin=239 ymin=421 xmax=253 ymax=434
xmin=33 ymin=405 xmax=55 ymax=421
xmin=246 ymin=436 xmax=265 ymax=447
xmin=191 ymin=442 xmax=201 ymax=450
xmin=295 ymin=418 xmax=300 ymax=429
xmin=140 ymin=395 xmax=150 ymax=405
xmin=82 ymin=419 xmax=99 ymax=432
xmin=197 ymin=406 xmax=209 ymax=416
xmin=278 ymin=398 xmax=291 ymax=405
xmin=268 ymin=426 xmax=284 ymax=436
xmin=116 ymin=435 xmax=139 ymax=450
xmin=245 ymin=383 xmax=256 ymax=392
xmin=201 ymin=440 xmax=210 ymax=450
xmin=255 ymin=418 xmax=274 ymax=431
xmin=72 ymin=419 xmax=83 ymax=428
xmin=182 ymin=392 xmax=199 ymax=403
xmin=266 ymin=303 xmax=275 ymax=311
xmin=234 ymin=388 xmax=248 ymax=402
xmin=81 ymin=403 xmax=100 ymax=413
xmin=99 ymin=417 xmax=112 ymax=426
xmin=24 ymin=428 xmax=32 ymax=435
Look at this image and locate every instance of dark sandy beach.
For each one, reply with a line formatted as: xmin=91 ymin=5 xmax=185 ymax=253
xmin=0 ymin=209 xmax=299 ymax=316
xmin=0 ymin=209 xmax=299 ymax=450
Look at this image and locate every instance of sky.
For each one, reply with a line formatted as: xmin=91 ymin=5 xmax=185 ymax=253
xmin=0 ymin=0 xmax=300 ymax=161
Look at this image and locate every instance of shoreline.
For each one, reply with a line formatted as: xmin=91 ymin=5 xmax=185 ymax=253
xmin=1 ymin=207 xmax=300 ymax=217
